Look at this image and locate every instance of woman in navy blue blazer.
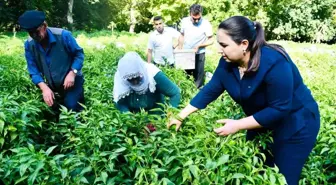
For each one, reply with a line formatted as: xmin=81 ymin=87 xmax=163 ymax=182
xmin=168 ymin=16 xmax=320 ymax=185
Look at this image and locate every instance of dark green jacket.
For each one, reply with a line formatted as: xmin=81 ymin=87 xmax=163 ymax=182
xmin=116 ymin=72 xmax=180 ymax=113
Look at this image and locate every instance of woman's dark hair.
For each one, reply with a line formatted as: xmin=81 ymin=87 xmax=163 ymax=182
xmin=218 ymin=16 xmax=288 ymax=72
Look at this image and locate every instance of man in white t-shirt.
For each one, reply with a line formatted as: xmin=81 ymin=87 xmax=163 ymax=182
xmin=178 ymin=4 xmax=214 ymax=88
xmin=147 ymin=16 xmax=181 ymax=66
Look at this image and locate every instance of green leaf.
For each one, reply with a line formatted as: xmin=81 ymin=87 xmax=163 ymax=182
xmin=64 ymin=157 xmax=75 ymax=165
xmin=80 ymin=177 xmax=89 ymax=184
xmin=183 ymin=160 xmax=193 ymax=167
xmin=217 ymin=154 xmax=229 ymax=166
xmin=320 ymin=147 xmax=329 ymax=155
xmin=19 ymin=163 xmax=30 ymax=177
xmin=114 ymin=147 xmax=126 ymax=153
xmin=10 ymin=132 xmax=18 ymax=141
xmin=19 ymin=155 xmax=33 ymax=163
xmin=4 ymin=169 xmax=11 ymax=178
xmin=168 ymin=166 xmax=180 ymax=176
xmin=135 ymin=167 xmax=142 ymax=178
xmin=80 ymin=166 xmax=92 ymax=175
xmin=0 ymin=120 xmax=4 ymax=134
xmin=0 ymin=138 xmax=4 ymax=147
xmin=99 ymin=151 xmax=112 ymax=157
xmin=205 ymin=159 xmax=216 ymax=170
xmin=28 ymin=143 xmax=35 ymax=152
xmin=232 ymin=173 xmax=244 ymax=179
xmin=28 ymin=161 xmax=44 ymax=185
xmin=98 ymin=138 xmax=102 ymax=148
xmin=8 ymin=125 xmax=17 ymax=131
xmin=101 ymin=171 xmax=108 ymax=184
xmin=253 ymin=156 xmax=258 ymax=165
xmin=182 ymin=169 xmax=190 ymax=182
xmin=154 ymin=159 xmax=163 ymax=166
xmin=245 ymin=175 xmax=255 ymax=184
xmin=15 ymin=175 xmax=28 ymax=185
xmin=93 ymin=177 xmax=103 ymax=184
xmin=0 ymin=112 xmax=5 ymax=120
xmin=61 ymin=169 xmax=68 ymax=179
xmin=165 ymin=156 xmax=176 ymax=165
xmin=45 ymin=146 xmax=57 ymax=156
xmin=53 ymin=154 xmax=66 ymax=161
xmin=155 ymin=168 xmax=167 ymax=173
xmin=162 ymin=178 xmax=175 ymax=185
xmin=189 ymin=165 xmax=199 ymax=180
xmin=270 ymin=174 xmax=276 ymax=185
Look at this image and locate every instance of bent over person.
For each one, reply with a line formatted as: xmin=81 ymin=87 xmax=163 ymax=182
xmin=114 ymin=52 xmax=181 ymax=131
xmin=18 ymin=10 xmax=85 ymax=112
xmin=169 ymin=16 xmax=320 ymax=185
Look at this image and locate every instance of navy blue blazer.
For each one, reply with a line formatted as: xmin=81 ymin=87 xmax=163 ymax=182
xmin=190 ymin=46 xmax=319 ymax=141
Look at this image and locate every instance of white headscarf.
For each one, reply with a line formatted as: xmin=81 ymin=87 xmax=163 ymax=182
xmin=113 ymin=52 xmax=161 ymax=102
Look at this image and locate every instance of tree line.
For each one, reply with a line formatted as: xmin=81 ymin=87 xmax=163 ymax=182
xmin=1 ymin=0 xmax=335 ymax=43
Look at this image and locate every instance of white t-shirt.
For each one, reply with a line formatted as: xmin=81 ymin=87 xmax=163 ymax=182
xmin=147 ymin=27 xmax=181 ymax=65
xmin=180 ymin=17 xmax=213 ymax=54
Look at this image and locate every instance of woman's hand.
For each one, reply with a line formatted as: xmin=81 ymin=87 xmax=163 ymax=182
xmin=166 ymin=104 xmax=199 ymax=131
xmin=214 ymin=119 xmax=242 ymax=136
xmin=167 ymin=118 xmax=183 ymax=131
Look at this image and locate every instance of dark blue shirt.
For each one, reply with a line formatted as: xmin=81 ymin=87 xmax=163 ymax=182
xmin=24 ymin=28 xmax=84 ymax=85
xmin=191 ymin=46 xmax=319 ymax=140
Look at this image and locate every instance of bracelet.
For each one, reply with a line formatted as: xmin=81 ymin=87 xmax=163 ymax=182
xmin=175 ymin=115 xmax=184 ymax=122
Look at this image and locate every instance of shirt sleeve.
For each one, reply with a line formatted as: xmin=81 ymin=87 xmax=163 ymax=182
xmin=190 ymin=60 xmax=226 ymax=109
xmin=169 ymin=27 xmax=181 ymax=38
xmin=147 ymin=34 xmax=154 ymax=50
xmin=154 ymin=72 xmax=181 ymax=108
xmin=115 ymin=98 xmax=130 ymax=113
xmin=253 ymin=60 xmax=294 ymax=128
xmin=24 ymin=41 xmax=44 ymax=85
xmin=205 ymin=20 xmax=213 ymax=37
xmin=62 ymin=30 xmax=84 ymax=71
xmin=180 ymin=18 xmax=186 ymax=34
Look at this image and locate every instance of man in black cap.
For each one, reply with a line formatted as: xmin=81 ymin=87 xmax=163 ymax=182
xmin=19 ymin=10 xmax=85 ymax=112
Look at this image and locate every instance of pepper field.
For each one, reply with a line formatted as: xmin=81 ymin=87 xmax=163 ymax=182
xmin=0 ymin=31 xmax=335 ymax=184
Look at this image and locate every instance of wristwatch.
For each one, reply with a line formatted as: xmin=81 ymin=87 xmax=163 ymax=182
xmin=72 ymin=68 xmax=78 ymax=75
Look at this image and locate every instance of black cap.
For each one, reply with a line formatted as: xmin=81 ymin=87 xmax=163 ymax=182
xmin=18 ymin=10 xmax=45 ymax=31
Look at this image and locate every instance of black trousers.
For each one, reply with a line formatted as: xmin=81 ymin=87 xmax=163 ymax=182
xmin=186 ymin=53 xmax=205 ymax=88
xmin=51 ymin=75 xmax=85 ymax=113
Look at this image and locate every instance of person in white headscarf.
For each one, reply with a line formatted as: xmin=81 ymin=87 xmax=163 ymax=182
xmin=113 ymin=52 xmax=181 ymax=130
